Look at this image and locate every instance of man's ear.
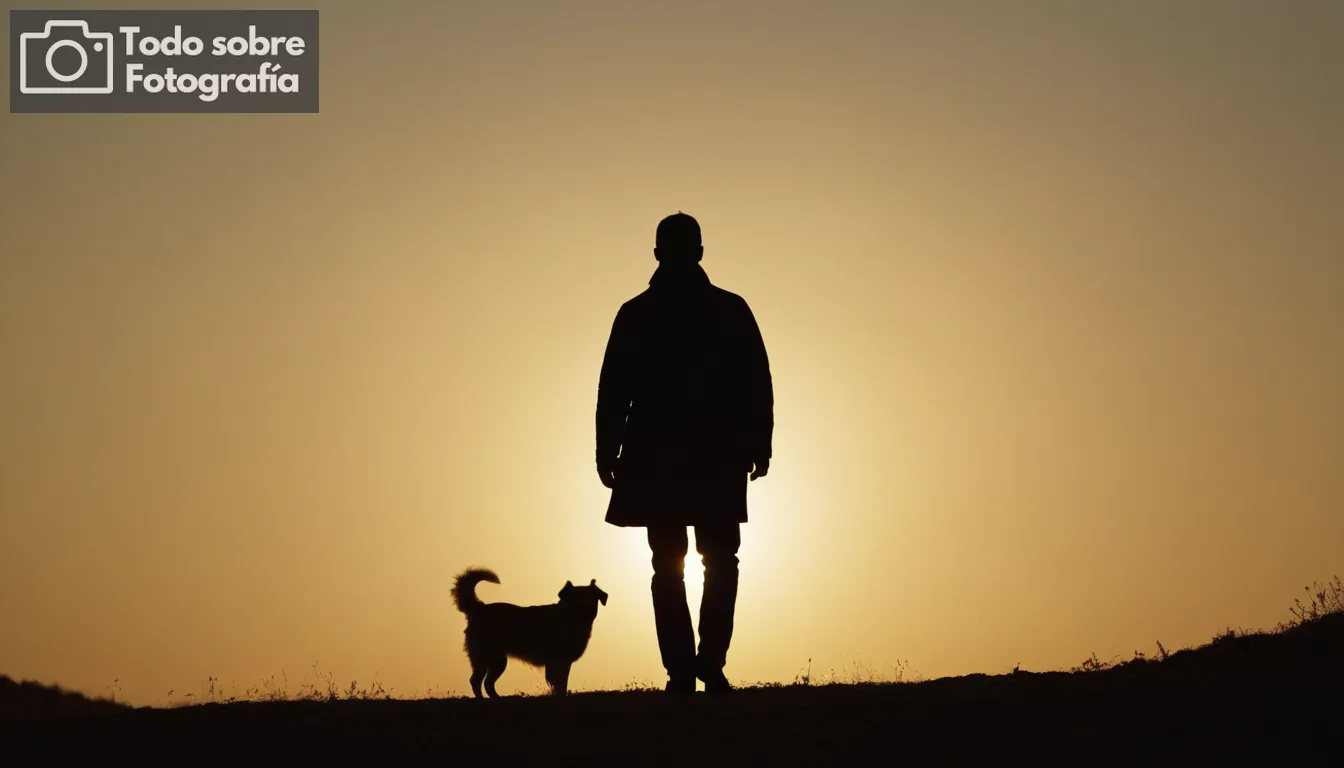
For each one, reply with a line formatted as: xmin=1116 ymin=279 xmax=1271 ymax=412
xmin=559 ymin=581 xmax=574 ymax=599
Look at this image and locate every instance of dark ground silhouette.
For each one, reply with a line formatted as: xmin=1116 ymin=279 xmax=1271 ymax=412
xmin=0 ymin=676 xmax=130 ymax=723
xmin=6 ymin=609 xmax=1342 ymax=765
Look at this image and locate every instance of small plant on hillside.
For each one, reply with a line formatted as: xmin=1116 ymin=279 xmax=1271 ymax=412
xmin=1288 ymin=575 xmax=1343 ymax=626
xmin=332 ymin=676 xmax=391 ymax=700
xmin=420 ymin=683 xmax=452 ymax=699
xmin=1071 ymin=653 xmax=1117 ymax=673
xmin=785 ymin=656 xmax=916 ymax=686
xmin=792 ymin=658 xmax=813 ymax=687
xmin=259 ymin=671 xmax=289 ymax=702
xmin=288 ymin=664 xmax=393 ymax=701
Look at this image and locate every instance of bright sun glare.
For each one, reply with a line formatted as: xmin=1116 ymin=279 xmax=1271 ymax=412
xmin=623 ymin=535 xmax=707 ymax=609
xmin=684 ymin=552 xmax=705 ymax=593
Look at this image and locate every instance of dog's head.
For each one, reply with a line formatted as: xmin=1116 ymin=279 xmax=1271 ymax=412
xmin=558 ymin=579 xmax=608 ymax=615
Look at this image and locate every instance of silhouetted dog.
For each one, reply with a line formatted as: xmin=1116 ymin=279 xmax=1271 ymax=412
xmin=452 ymin=568 xmax=608 ymax=698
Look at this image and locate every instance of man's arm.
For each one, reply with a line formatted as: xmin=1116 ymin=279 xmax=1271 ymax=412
xmin=741 ymin=299 xmax=774 ymax=480
xmin=595 ymin=305 xmax=633 ymax=488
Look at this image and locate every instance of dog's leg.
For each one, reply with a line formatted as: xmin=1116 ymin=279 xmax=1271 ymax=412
xmin=545 ymin=662 xmax=571 ymax=697
xmin=465 ymin=634 xmax=487 ymax=698
xmin=469 ymin=662 xmax=486 ymax=699
xmin=483 ymin=656 xmax=507 ymax=698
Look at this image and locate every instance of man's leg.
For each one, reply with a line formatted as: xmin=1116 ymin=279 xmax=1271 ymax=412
xmin=647 ymin=525 xmax=696 ymax=692
xmin=694 ymin=523 xmax=741 ymax=693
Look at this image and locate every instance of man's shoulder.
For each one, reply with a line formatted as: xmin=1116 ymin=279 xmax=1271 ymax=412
xmin=705 ymin=285 xmax=756 ymax=320
xmin=708 ymin=284 xmax=749 ymax=306
xmin=617 ymin=289 xmax=654 ymax=314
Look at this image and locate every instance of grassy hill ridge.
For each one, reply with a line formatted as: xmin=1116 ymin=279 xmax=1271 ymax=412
xmin=6 ymin=579 xmax=1342 ymax=764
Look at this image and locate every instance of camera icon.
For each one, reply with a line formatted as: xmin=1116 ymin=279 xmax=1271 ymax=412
xmin=19 ymin=20 xmax=115 ymax=94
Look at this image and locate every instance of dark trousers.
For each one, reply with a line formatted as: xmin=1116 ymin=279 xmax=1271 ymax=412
xmin=647 ymin=523 xmax=741 ymax=679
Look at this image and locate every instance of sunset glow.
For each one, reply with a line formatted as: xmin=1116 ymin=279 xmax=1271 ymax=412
xmin=2 ymin=0 xmax=1341 ymax=706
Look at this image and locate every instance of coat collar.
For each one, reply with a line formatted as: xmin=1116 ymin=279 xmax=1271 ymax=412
xmin=648 ymin=261 xmax=711 ymax=290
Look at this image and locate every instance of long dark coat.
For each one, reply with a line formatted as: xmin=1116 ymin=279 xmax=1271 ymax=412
xmin=596 ymin=262 xmax=773 ymax=527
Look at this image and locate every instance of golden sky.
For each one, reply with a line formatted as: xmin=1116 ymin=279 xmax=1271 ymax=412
xmin=2 ymin=0 xmax=1341 ymax=705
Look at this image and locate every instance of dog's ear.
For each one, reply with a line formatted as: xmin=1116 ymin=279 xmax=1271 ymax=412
xmin=559 ymin=581 xmax=574 ymax=599
xmin=588 ymin=579 xmax=608 ymax=605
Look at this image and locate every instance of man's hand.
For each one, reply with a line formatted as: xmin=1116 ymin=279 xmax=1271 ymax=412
xmin=597 ymin=460 xmax=617 ymax=489
xmin=750 ymin=457 xmax=770 ymax=481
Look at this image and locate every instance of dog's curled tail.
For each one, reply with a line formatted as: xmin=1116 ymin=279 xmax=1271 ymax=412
xmin=452 ymin=568 xmax=500 ymax=615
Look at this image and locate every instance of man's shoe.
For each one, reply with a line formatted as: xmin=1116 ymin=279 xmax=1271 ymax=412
xmin=696 ymin=666 xmax=734 ymax=695
xmin=664 ymin=677 xmax=696 ymax=694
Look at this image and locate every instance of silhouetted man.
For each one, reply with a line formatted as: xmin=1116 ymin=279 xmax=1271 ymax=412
xmin=596 ymin=212 xmax=774 ymax=694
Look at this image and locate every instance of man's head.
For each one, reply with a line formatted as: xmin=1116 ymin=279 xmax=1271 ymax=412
xmin=654 ymin=212 xmax=703 ymax=265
